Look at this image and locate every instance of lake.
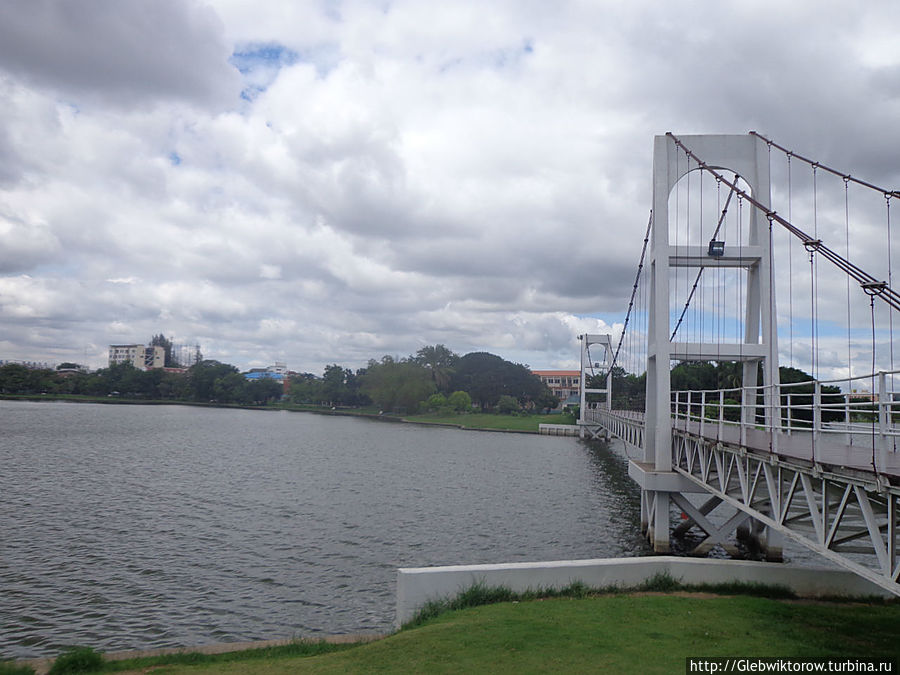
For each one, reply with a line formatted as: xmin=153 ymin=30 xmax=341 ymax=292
xmin=0 ymin=400 xmax=649 ymax=659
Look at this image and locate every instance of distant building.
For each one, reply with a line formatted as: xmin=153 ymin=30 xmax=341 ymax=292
xmin=108 ymin=344 xmax=165 ymax=370
xmin=244 ymin=364 xmax=291 ymax=394
xmin=0 ymin=359 xmax=53 ymax=370
xmin=532 ymin=370 xmax=581 ymax=402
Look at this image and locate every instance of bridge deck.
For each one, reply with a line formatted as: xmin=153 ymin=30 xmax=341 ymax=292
xmin=608 ymin=411 xmax=900 ymax=480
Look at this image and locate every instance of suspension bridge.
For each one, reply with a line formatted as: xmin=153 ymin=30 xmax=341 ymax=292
xmin=578 ymin=133 xmax=900 ymax=596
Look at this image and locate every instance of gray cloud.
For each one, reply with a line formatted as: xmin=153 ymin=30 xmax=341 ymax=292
xmin=0 ymin=0 xmax=240 ymax=107
xmin=0 ymin=0 xmax=898 ymax=375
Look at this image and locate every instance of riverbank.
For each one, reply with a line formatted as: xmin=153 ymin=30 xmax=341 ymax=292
xmin=0 ymin=395 xmax=577 ymax=434
xmin=11 ymin=591 xmax=899 ymax=674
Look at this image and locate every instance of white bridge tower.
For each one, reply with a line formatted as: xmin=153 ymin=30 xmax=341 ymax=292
xmin=640 ymin=134 xmax=780 ymax=552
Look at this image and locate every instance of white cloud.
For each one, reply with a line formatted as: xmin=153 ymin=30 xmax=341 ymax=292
xmin=0 ymin=0 xmax=898 ymax=377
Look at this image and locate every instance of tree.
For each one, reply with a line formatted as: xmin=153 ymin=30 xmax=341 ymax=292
xmin=424 ymin=393 xmax=447 ymax=411
xmin=413 ymin=344 xmax=459 ymax=393
xmin=779 ymin=365 xmax=842 ymax=425
xmin=0 ymin=363 xmax=32 ymax=393
xmin=605 ymin=366 xmax=645 ymax=411
xmin=447 ymin=390 xmax=472 ymax=412
xmin=149 ymin=333 xmax=178 ymax=367
xmin=361 ymin=357 xmax=436 ymax=413
xmin=449 ymin=352 xmax=552 ymax=411
xmin=496 ymin=394 xmax=520 ymax=414
xmin=213 ymin=372 xmax=251 ymax=404
xmin=188 ymin=360 xmax=239 ymax=401
xmin=289 ymin=373 xmax=323 ymax=404
xmin=247 ymin=377 xmax=284 ymax=404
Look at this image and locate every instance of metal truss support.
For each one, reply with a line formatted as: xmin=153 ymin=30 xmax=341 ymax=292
xmin=672 ymin=428 xmax=900 ymax=596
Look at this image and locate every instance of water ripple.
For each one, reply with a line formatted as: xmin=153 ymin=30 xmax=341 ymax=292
xmin=1 ymin=400 xmax=650 ymax=659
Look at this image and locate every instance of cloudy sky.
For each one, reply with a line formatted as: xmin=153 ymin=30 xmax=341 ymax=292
xmin=1 ymin=0 xmax=899 ymax=375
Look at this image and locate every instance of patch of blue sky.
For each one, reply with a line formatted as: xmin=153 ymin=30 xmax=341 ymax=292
xmin=777 ymin=317 xmax=878 ymax=340
xmin=169 ymin=152 xmax=181 ymax=166
xmin=438 ymin=39 xmax=535 ymax=74
xmin=231 ymin=43 xmax=299 ymax=101
xmin=230 ymin=42 xmax=339 ymax=101
xmin=230 ymin=44 xmax=299 ymax=75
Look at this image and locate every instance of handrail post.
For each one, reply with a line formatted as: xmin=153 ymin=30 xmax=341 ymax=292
xmin=718 ymin=389 xmax=724 ymax=439
xmin=688 ymin=391 xmax=693 ymax=430
xmin=740 ymin=385 xmax=747 ymax=448
xmin=784 ymin=392 xmax=791 ymax=435
xmin=700 ymin=390 xmax=706 ymax=438
xmin=672 ymin=391 xmax=678 ymax=425
xmin=878 ymin=371 xmax=888 ymax=472
xmin=770 ymin=383 xmax=779 ymax=454
xmin=844 ymin=387 xmax=852 ymax=446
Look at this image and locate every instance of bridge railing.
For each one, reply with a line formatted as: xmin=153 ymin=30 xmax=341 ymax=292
xmin=671 ymin=370 xmax=900 ymax=452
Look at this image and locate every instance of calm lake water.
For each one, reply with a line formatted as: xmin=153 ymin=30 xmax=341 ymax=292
xmin=0 ymin=400 xmax=650 ymax=659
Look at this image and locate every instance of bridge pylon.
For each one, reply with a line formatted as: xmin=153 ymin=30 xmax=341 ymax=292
xmin=638 ymin=133 xmax=780 ymax=553
xmin=577 ymin=334 xmax=612 ymax=440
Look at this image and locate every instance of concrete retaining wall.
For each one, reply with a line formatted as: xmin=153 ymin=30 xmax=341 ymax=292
xmin=395 ymin=556 xmax=890 ymax=627
xmin=538 ymin=424 xmax=580 ymax=436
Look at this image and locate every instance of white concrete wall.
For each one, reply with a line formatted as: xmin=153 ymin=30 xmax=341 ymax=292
xmin=395 ymin=556 xmax=890 ymax=627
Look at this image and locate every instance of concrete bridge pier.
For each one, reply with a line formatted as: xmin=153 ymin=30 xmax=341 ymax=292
xmin=745 ymin=515 xmax=784 ymax=562
xmin=641 ymin=490 xmax=671 ymax=553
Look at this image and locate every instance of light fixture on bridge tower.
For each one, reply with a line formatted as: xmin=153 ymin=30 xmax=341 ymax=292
xmin=707 ymin=239 xmax=725 ymax=257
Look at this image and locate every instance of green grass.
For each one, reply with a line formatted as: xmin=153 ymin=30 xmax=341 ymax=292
xmin=47 ymin=647 xmax=104 ymax=674
xmin=64 ymin=595 xmax=900 ymax=674
xmin=405 ymin=412 xmax=575 ymax=432
xmin=0 ymin=660 xmax=36 ymax=675
xmin=101 ymin=639 xmax=356 ymax=672
xmin=29 ymin=584 xmax=900 ymax=674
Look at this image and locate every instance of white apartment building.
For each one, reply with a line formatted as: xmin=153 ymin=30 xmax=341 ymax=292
xmin=108 ymin=344 xmax=165 ymax=370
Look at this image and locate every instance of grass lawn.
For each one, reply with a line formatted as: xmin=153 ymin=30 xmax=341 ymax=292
xmin=404 ymin=412 xmax=575 ymax=432
xmin=29 ymin=594 xmax=899 ymax=675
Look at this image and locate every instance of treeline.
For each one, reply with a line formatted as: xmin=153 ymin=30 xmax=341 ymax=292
xmin=0 ymin=360 xmax=284 ymax=405
xmin=0 ymin=344 xmax=559 ymax=414
xmin=289 ymin=346 xmax=558 ymax=414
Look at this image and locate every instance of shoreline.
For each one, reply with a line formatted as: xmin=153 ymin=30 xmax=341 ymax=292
xmin=0 ymin=395 xmax=575 ymax=434
xmin=18 ymin=633 xmax=385 ymax=675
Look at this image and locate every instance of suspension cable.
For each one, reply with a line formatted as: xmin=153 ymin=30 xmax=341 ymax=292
xmin=813 ymin=164 xmax=820 ymax=379
xmin=887 ymin=195 xmax=895 ymax=374
xmin=845 ymin=177 xmax=852 ymax=382
xmin=788 ymin=153 xmax=794 ymax=367
xmin=864 ymin=283 xmax=883 ymax=475
xmin=670 ymin=175 xmax=739 ymax=341
xmin=667 ymin=133 xmax=900 ymax=313
xmin=845 ymin=177 xmax=853 ymax=446
xmin=750 ymin=131 xmax=900 ymax=201
xmin=611 ymin=211 xmax=653 ymax=373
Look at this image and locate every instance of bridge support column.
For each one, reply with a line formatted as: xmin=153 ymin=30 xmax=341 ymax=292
xmin=641 ymin=489 xmax=672 ymax=553
xmin=749 ymin=517 xmax=783 ymax=562
xmin=652 ymin=491 xmax=670 ymax=552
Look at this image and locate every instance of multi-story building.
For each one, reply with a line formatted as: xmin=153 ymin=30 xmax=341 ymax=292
xmin=532 ymin=370 xmax=581 ymax=402
xmin=244 ymin=363 xmax=291 ymax=395
xmin=108 ymin=344 xmax=165 ymax=370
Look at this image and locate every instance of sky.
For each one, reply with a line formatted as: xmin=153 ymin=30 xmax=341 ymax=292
xmin=1 ymin=0 xmax=899 ymax=376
